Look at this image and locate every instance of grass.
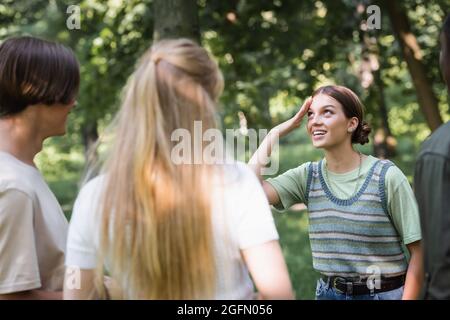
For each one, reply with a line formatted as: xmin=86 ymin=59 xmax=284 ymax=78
xmin=273 ymin=209 xmax=319 ymax=300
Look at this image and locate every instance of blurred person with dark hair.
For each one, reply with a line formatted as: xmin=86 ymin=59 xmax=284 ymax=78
xmin=414 ymin=13 xmax=450 ymax=300
xmin=0 ymin=36 xmax=79 ymax=299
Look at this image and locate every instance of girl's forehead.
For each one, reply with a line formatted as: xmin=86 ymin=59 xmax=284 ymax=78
xmin=310 ymin=94 xmax=342 ymax=111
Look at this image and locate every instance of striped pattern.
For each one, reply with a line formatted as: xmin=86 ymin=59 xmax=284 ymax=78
xmin=305 ymin=159 xmax=407 ymax=278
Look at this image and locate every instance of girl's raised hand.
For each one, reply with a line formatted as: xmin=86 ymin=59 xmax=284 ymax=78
xmin=272 ymin=96 xmax=312 ymax=138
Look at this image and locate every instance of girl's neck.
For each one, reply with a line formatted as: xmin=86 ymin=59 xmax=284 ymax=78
xmin=0 ymin=120 xmax=43 ymax=167
xmin=324 ymin=144 xmax=362 ymax=174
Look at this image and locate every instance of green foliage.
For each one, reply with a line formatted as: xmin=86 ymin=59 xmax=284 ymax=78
xmin=1 ymin=0 xmax=448 ymax=298
xmin=35 ymin=136 xmax=85 ymax=217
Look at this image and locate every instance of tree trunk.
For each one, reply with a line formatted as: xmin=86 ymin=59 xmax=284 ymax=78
xmin=384 ymin=0 xmax=443 ymax=131
xmin=357 ymin=3 xmax=396 ymax=158
xmin=153 ymin=0 xmax=200 ymax=42
xmin=82 ymin=121 xmax=99 ymax=161
xmin=373 ymin=66 xmax=397 ymax=158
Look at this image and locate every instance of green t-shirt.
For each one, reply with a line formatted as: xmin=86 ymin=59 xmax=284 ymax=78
xmin=267 ymin=155 xmax=421 ymax=245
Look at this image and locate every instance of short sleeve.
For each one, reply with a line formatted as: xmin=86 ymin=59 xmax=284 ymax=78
xmin=266 ymin=162 xmax=310 ymax=211
xmin=385 ymin=166 xmax=422 ymax=245
xmin=235 ymin=165 xmax=279 ymax=249
xmin=0 ymin=189 xmax=41 ymax=294
xmin=65 ymin=178 xmax=102 ymax=270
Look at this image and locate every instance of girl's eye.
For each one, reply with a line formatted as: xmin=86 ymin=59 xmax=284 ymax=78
xmin=324 ymin=110 xmax=333 ymax=115
xmin=307 ymin=112 xmax=313 ymax=118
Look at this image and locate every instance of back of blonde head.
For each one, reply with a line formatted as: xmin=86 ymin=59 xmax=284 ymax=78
xmin=97 ymin=39 xmax=224 ymax=299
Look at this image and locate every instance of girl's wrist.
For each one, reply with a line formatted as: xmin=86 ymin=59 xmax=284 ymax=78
xmin=268 ymin=127 xmax=282 ymax=139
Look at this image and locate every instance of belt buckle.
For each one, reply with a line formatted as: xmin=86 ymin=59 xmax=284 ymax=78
xmin=332 ymin=277 xmax=346 ymax=294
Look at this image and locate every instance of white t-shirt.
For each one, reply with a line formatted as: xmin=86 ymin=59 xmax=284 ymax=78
xmin=66 ymin=162 xmax=279 ymax=299
xmin=0 ymin=151 xmax=68 ymax=294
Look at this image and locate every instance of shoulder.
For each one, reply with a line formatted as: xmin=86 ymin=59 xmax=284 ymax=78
xmin=218 ymin=164 xmax=278 ymax=247
xmin=0 ymin=153 xmax=46 ymax=199
xmin=376 ymin=159 xmax=407 ymax=180
xmin=225 ymin=161 xmax=255 ymax=178
xmin=374 ymin=159 xmax=409 ymax=190
xmin=215 ymin=162 xmax=269 ymax=204
xmin=0 ymin=188 xmax=33 ymax=203
xmin=367 ymin=156 xmax=401 ymax=174
xmin=282 ymin=161 xmax=313 ymax=178
xmin=0 ymin=188 xmax=34 ymax=222
xmin=78 ymin=175 xmax=106 ymax=198
xmin=266 ymin=161 xmax=313 ymax=189
xmin=300 ymin=161 xmax=314 ymax=172
xmin=271 ymin=161 xmax=314 ymax=184
xmin=72 ymin=175 xmax=106 ymax=218
xmin=419 ymin=121 xmax=450 ymax=158
xmin=0 ymin=172 xmax=36 ymax=200
xmin=219 ymin=161 xmax=262 ymax=191
xmin=364 ymin=156 xmax=407 ymax=186
xmin=69 ymin=176 xmax=106 ymax=240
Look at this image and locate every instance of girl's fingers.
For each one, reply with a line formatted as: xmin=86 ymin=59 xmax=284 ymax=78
xmin=304 ymin=96 xmax=313 ymax=110
xmin=287 ymin=97 xmax=312 ymax=131
xmin=296 ymin=96 xmax=312 ymax=118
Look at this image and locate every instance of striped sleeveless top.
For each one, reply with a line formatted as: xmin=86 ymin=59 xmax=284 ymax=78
xmin=305 ymin=159 xmax=408 ymax=278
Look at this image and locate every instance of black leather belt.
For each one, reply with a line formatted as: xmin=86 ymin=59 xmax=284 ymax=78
xmin=324 ymin=274 xmax=405 ymax=296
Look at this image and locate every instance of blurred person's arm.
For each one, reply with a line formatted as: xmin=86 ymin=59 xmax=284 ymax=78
xmin=0 ymin=290 xmax=62 ymax=300
xmin=0 ymin=190 xmax=49 ymax=299
xmin=242 ymin=240 xmax=294 ymax=300
xmin=63 ymin=267 xmax=121 ymax=300
xmin=63 ymin=267 xmax=97 ymax=300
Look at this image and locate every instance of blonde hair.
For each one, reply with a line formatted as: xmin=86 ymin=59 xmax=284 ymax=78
xmin=96 ymin=39 xmax=224 ymax=299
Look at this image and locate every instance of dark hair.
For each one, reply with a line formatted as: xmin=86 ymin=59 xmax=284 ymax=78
xmin=312 ymin=85 xmax=371 ymax=145
xmin=0 ymin=36 xmax=80 ymax=117
xmin=441 ymin=14 xmax=450 ymax=91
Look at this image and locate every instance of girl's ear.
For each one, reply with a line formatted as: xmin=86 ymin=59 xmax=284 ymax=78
xmin=347 ymin=117 xmax=359 ymax=132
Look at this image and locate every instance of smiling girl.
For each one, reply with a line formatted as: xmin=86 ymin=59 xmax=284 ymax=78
xmin=249 ymin=85 xmax=423 ymax=300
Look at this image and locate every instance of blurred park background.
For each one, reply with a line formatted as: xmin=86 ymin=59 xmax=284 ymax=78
xmin=1 ymin=0 xmax=449 ymax=299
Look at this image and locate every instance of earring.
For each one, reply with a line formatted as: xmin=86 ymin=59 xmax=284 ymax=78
xmin=348 ymin=128 xmax=354 ymax=133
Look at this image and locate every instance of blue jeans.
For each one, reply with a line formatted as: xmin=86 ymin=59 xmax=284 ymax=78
xmin=315 ymin=278 xmax=404 ymax=300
